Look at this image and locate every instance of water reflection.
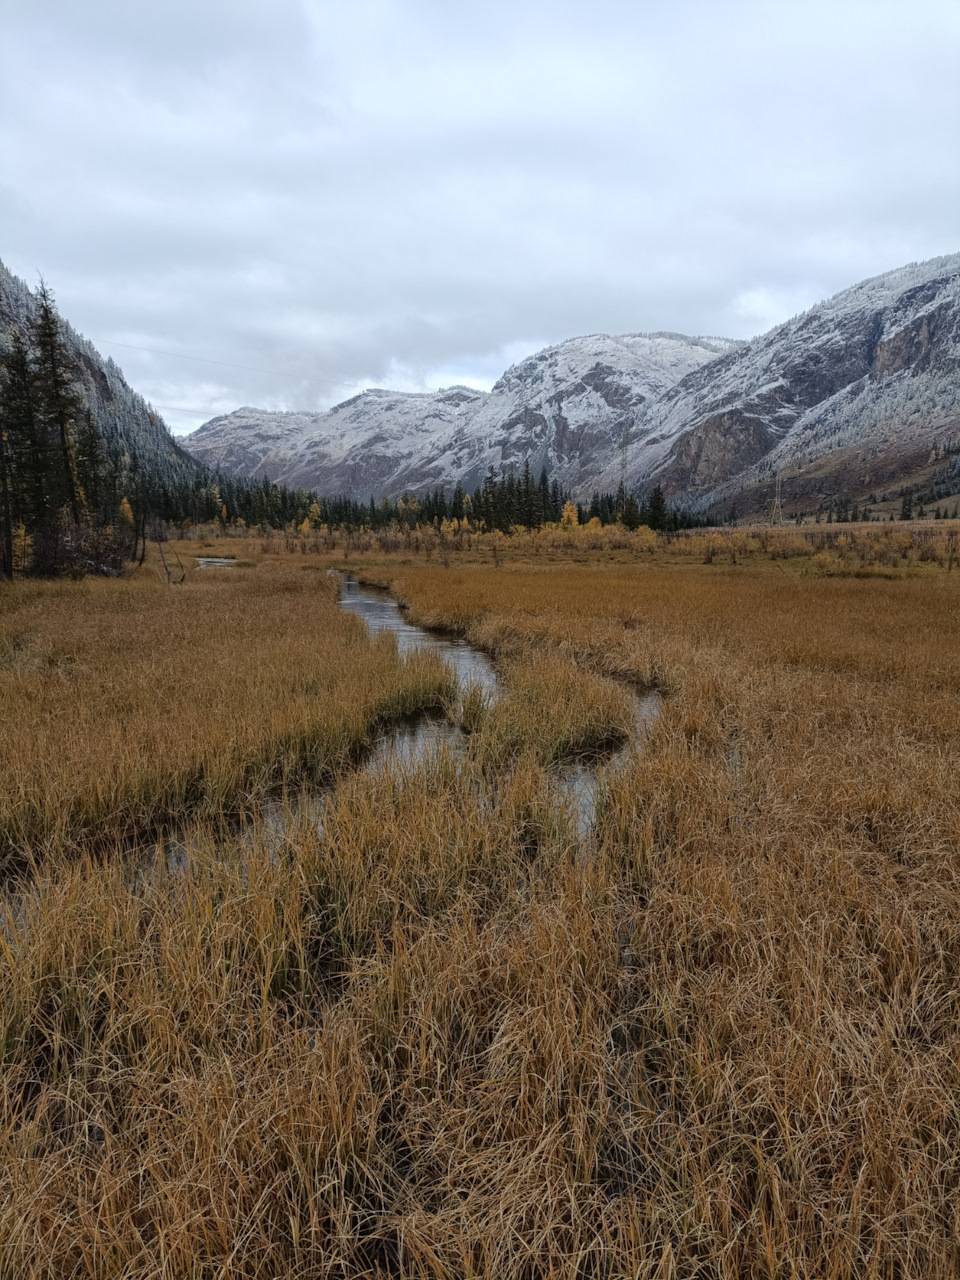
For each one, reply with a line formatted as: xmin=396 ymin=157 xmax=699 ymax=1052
xmin=121 ymin=571 xmax=663 ymax=887
xmin=555 ymin=690 xmax=663 ymax=836
xmin=196 ymin=557 xmax=238 ymax=568
xmin=337 ymin=574 xmax=499 ymax=697
xmin=336 ymin=574 xmax=662 ymax=840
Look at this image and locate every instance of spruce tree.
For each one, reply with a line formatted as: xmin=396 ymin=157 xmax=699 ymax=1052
xmin=621 ymin=495 xmax=641 ymax=530
xmin=520 ymin=459 xmax=535 ymax=530
xmin=537 ymin=468 xmax=550 ymax=527
xmin=549 ymin=478 xmax=562 ymax=523
xmin=0 ymin=399 xmax=11 ymax=580
xmin=647 ymin=484 xmax=667 ymax=531
xmin=29 ymin=281 xmax=83 ymax=527
xmin=75 ymin=409 xmax=111 ymax=522
xmin=1 ymin=330 xmax=46 ymax=530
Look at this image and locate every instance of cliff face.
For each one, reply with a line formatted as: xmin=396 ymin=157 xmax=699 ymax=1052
xmin=183 ymin=253 xmax=960 ymax=512
xmin=635 ymin=254 xmax=960 ymax=511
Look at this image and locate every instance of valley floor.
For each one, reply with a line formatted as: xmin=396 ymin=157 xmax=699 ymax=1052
xmin=1 ymin=532 xmax=959 ymax=1277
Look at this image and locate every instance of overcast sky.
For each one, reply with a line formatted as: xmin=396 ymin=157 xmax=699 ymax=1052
xmin=2 ymin=0 xmax=958 ymax=435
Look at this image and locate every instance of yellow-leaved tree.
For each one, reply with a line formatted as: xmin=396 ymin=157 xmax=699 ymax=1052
xmin=12 ymin=522 xmax=32 ymax=573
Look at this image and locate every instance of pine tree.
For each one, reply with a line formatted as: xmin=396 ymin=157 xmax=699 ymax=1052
xmin=450 ymin=480 xmax=465 ymax=522
xmin=29 ymin=280 xmax=83 ymax=526
xmin=647 ymin=484 xmax=667 ymax=531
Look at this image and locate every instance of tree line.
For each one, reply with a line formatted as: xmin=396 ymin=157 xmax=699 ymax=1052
xmin=303 ymin=465 xmax=703 ymax=535
xmin=0 ymin=281 xmax=701 ymax=578
xmin=0 ymin=284 xmax=321 ymax=578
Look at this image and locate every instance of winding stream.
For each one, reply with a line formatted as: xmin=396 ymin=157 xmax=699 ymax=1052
xmin=0 ymin=572 xmax=663 ymax=929
xmin=338 ymin=574 xmax=498 ymax=696
xmin=336 ymin=574 xmax=661 ymax=837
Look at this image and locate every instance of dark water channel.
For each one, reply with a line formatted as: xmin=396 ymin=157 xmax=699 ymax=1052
xmin=336 ymin=572 xmax=497 ymax=774
xmin=336 ymin=574 xmax=661 ymax=839
xmin=0 ymin=573 xmax=663 ymax=930
xmin=337 ymin=573 xmax=499 ymax=697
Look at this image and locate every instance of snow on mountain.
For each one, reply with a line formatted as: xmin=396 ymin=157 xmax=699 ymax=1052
xmin=626 ymin=253 xmax=960 ymax=510
xmin=185 ymin=333 xmax=737 ymax=499
xmin=433 ymin=333 xmax=739 ymax=495
xmin=184 ymin=253 xmax=960 ymax=513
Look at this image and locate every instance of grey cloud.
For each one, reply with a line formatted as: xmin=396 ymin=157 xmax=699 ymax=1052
xmin=1 ymin=0 xmax=958 ymax=433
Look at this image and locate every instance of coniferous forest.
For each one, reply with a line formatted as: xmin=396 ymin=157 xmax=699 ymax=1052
xmin=0 ymin=270 xmax=323 ymax=578
xmin=0 ymin=263 xmax=701 ymax=580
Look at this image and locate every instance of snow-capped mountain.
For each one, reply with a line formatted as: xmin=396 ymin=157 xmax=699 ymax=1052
xmin=185 ymin=333 xmax=737 ymax=500
xmin=628 ymin=253 xmax=960 ymax=513
xmin=184 ymin=253 xmax=960 ymax=512
xmin=432 ymin=334 xmax=737 ymax=496
xmin=191 ymin=384 xmax=487 ymax=497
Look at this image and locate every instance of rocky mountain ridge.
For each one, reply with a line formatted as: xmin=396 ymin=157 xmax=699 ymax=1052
xmin=628 ymin=254 xmax=960 ymax=514
xmin=186 ymin=333 xmax=738 ymax=500
xmin=185 ymin=252 xmax=960 ymax=513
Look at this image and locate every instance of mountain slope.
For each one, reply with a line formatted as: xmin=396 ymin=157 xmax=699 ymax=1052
xmin=423 ymin=333 xmax=738 ymax=496
xmin=0 ymin=259 xmax=204 ymax=493
xmin=625 ymin=254 xmax=960 ymax=512
xmin=184 ymin=252 xmax=960 ymax=514
xmin=185 ymin=333 xmax=737 ymax=500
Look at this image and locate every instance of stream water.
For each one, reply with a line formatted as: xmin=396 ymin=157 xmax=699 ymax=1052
xmin=335 ymin=574 xmax=661 ymax=838
xmin=338 ymin=573 xmax=498 ymax=696
xmin=2 ymin=573 xmax=662 ymax=927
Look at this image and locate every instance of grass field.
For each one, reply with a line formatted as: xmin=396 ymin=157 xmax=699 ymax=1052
xmin=1 ymin=532 xmax=959 ymax=1277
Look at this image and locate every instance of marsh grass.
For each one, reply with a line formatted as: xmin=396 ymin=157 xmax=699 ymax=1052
xmin=476 ymin=653 xmax=635 ymax=769
xmin=1 ymin=548 xmax=959 ymax=1276
xmin=0 ymin=561 xmax=453 ymax=867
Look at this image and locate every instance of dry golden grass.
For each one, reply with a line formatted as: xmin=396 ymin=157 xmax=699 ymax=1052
xmin=0 ymin=556 xmax=452 ymax=866
xmin=261 ymin=510 xmax=960 ymax=576
xmin=1 ymin=543 xmax=959 ymax=1276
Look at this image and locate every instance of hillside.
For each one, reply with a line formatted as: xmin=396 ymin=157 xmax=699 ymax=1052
xmin=184 ymin=254 xmax=960 ymax=515
xmin=632 ymin=253 xmax=960 ymax=515
xmin=0 ymin=261 xmax=322 ymax=576
xmin=185 ymin=333 xmax=736 ymax=501
xmin=0 ymin=260 xmax=203 ymax=496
